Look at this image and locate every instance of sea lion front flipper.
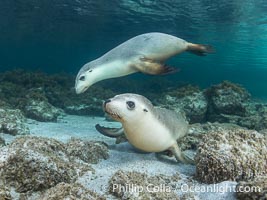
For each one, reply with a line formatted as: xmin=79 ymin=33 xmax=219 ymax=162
xmin=135 ymin=56 xmax=180 ymax=75
xmin=169 ymin=143 xmax=195 ymax=165
xmin=95 ymin=124 xmax=124 ymax=138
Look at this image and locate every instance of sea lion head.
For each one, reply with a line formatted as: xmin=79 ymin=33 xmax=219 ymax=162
xmin=103 ymin=93 xmax=153 ymax=123
xmin=75 ymin=62 xmax=100 ymax=94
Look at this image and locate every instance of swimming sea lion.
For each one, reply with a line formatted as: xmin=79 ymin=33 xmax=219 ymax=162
xmin=96 ymin=93 xmax=194 ymax=164
xmin=75 ymin=32 xmax=214 ymax=94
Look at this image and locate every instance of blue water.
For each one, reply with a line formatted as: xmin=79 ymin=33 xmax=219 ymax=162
xmin=0 ymin=0 xmax=267 ymax=99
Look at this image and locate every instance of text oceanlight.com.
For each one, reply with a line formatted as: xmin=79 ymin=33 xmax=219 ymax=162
xmin=112 ymin=183 xmax=261 ymax=193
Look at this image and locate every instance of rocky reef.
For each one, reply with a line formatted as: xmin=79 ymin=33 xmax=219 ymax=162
xmin=0 ymin=108 xmax=29 ymax=135
xmin=236 ymin=175 xmax=267 ymax=200
xmin=66 ymin=138 xmax=109 ymax=164
xmin=0 ymin=185 xmax=11 ymax=200
xmin=178 ymin=122 xmax=242 ymax=151
xmin=205 ymin=81 xmax=267 ymax=130
xmin=161 ymin=81 xmax=267 ymax=131
xmin=1 ymin=70 xmax=267 ymax=131
xmin=24 ymin=99 xmax=63 ymax=122
xmin=0 ymin=137 xmax=5 ymax=147
xmin=195 ymin=128 xmax=267 ymax=184
xmin=0 ymin=114 xmax=264 ymax=199
xmin=36 ymin=182 xmax=106 ymax=200
xmin=205 ymin=81 xmax=250 ymax=117
xmin=159 ymin=85 xmax=208 ymax=123
xmin=109 ymin=170 xmax=180 ymax=199
xmin=1 ymin=136 xmax=90 ymax=193
xmin=0 ymin=70 xmax=116 ymax=121
xmin=0 ymin=136 xmax=109 ymax=198
xmin=1 ymin=69 xmax=267 ymax=199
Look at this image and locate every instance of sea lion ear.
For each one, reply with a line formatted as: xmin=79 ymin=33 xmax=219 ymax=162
xmin=143 ymin=109 xmax=148 ymax=112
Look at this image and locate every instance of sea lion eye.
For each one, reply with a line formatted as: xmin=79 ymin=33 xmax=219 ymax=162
xmin=79 ymin=75 xmax=85 ymax=81
xmin=89 ymin=69 xmax=93 ymax=72
xmin=126 ymin=101 xmax=135 ymax=110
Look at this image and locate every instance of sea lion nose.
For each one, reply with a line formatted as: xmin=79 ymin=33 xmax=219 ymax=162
xmin=104 ymin=99 xmax=111 ymax=108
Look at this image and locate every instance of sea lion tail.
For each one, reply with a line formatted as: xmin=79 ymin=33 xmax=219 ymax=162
xmin=186 ymin=43 xmax=215 ymax=56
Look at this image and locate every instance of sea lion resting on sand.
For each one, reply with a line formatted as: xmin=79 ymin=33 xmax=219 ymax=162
xmin=96 ymin=93 xmax=194 ymax=164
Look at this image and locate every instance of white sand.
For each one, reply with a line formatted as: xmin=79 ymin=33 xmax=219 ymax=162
xmin=1 ymin=115 xmax=237 ymax=199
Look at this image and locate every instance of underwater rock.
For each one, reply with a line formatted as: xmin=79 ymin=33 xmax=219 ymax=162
xmin=179 ymin=122 xmax=242 ymax=151
xmin=0 ymin=99 xmax=10 ymax=109
xmin=0 ymin=108 xmax=29 ymax=135
xmin=0 ymin=185 xmax=11 ymax=200
xmin=206 ymin=81 xmax=250 ymax=117
xmin=166 ymin=84 xmax=201 ymax=99
xmin=64 ymin=102 xmax=103 ymax=116
xmin=161 ymin=85 xmax=208 ymax=123
xmin=236 ymin=103 xmax=267 ymax=130
xmin=109 ymin=170 xmax=180 ymax=200
xmin=46 ymin=78 xmax=116 ymax=116
xmin=0 ymin=137 xmax=5 ymax=147
xmin=209 ymin=102 xmax=267 ymax=131
xmin=0 ymin=70 xmax=115 ymax=117
xmin=260 ymin=129 xmax=267 ymax=137
xmin=60 ymin=85 xmax=117 ymax=116
xmin=66 ymin=138 xmax=109 ymax=164
xmin=39 ymin=182 xmax=106 ymax=200
xmin=236 ymin=175 xmax=267 ymax=200
xmin=24 ymin=99 xmax=64 ymax=122
xmin=195 ymin=129 xmax=267 ymax=184
xmin=0 ymin=136 xmax=93 ymax=193
xmin=204 ymin=81 xmax=267 ymax=130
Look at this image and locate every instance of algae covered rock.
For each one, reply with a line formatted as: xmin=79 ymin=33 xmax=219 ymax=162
xmin=39 ymin=182 xmax=106 ymax=200
xmin=167 ymin=92 xmax=208 ymax=123
xmin=64 ymin=102 xmax=103 ymax=116
xmin=195 ymin=129 xmax=267 ymax=184
xmin=24 ymin=99 xmax=64 ymax=122
xmin=0 ymin=70 xmax=116 ymax=117
xmin=179 ymin=122 xmax=242 ymax=151
xmin=209 ymin=102 xmax=267 ymax=131
xmin=0 ymin=99 xmax=10 ymax=109
xmin=0 ymin=185 xmax=11 ymax=200
xmin=0 ymin=137 xmax=5 ymax=147
xmin=206 ymin=81 xmax=250 ymax=117
xmin=236 ymin=176 xmax=267 ymax=200
xmin=0 ymin=136 xmax=93 ymax=193
xmin=0 ymin=108 xmax=29 ymax=135
xmin=66 ymin=138 xmax=109 ymax=164
xmin=109 ymin=170 xmax=180 ymax=200
xmin=234 ymin=103 xmax=267 ymax=131
xmin=260 ymin=129 xmax=267 ymax=137
xmin=162 ymin=85 xmax=208 ymax=123
xmin=47 ymin=80 xmax=116 ymax=116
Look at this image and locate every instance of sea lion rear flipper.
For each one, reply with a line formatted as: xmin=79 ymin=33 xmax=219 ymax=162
xmin=95 ymin=124 xmax=124 ymax=138
xmin=135 ymin=57 xmax=180 ymax=75
xmin=169 ymin=143 xmax=195 ymax=165
xmin=186 ymin=43 xmax=215 ymax=56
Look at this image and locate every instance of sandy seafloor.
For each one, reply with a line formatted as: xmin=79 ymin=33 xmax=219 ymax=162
xmin=1 ymin=114 xmax=237 ymax=200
